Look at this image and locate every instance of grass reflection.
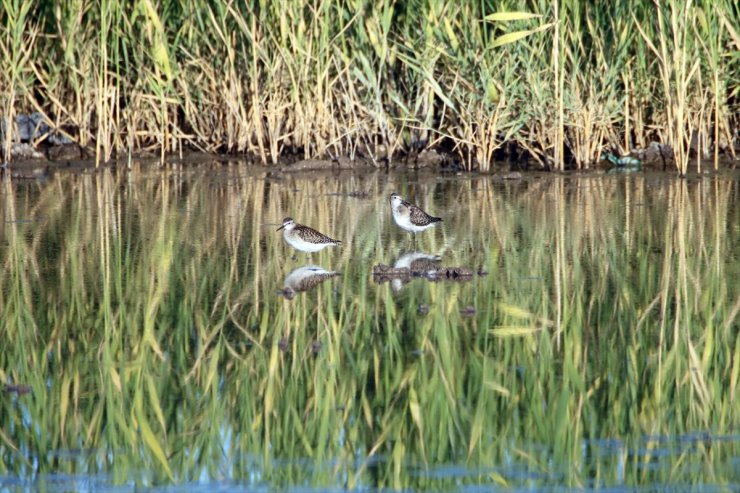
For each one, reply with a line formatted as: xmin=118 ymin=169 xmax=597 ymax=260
xmin=0 ymin=169 xmax=738 ymax=490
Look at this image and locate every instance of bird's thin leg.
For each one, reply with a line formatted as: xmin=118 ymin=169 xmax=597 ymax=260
xmin=405 ymin=234 xmax=415 ymax=250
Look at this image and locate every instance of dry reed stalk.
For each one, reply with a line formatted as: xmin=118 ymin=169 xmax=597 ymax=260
xmin=565 ymin=84 xmax=612 ymax=168
xmin=553 ymin=0 xmax=565 ymax=171
xmin=635 ymin=0 xmax=700 ymax=176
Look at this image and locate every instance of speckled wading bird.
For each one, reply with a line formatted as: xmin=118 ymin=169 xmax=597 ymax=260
xmin=277 ymin=217 xmax=342 ymax=253
xmin=389 ymin=193 xmax=442 ymax=233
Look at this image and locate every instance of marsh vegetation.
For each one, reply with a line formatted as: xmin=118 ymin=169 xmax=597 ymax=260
xmin=0 ymin=1 xmax=739 ymax=174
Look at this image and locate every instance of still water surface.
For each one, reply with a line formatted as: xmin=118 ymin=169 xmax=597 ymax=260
xmin=1 ymin=165 xmax=738 ymax=492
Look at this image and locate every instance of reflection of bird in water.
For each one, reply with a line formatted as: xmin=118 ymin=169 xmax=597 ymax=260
xmin=279 ymin=265 xmax=340 ymax=300
xmin=277 ymin=217 xmax=341 ymax=254
xmin=391 ymin=251 xmax=441 ymax=293
xmin=389 ymin=193 xmax=442 ymax=233
xmin=394 ymin=251 xmax=442 ymax=271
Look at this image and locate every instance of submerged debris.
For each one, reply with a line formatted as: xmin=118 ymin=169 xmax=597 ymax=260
xmin=372 ymin=251 xmax=484 ymax=294
xmin=347 ymin=190 xmax=369 ymax=198
xmin=280 ymin=157 xmax=372 ymax=172
xmin=0 ymin=164 xmax=52 ymax=180
xmin=501 ymin=171 xmax=523 ymax=180
xmin=278 ymin=337 xmax=289 ymax=352
xmin=372 ymin=263 xmax=475 ymax=283
xmin=326 ymin=190 xmax=369 ymax=198
xmin=3 ymin=384 xmax=32 ymax=395
xmin=460 ymin=305 xmax=477 ymax=317
xmin=311 ymin=340 xmax=322 ymax=355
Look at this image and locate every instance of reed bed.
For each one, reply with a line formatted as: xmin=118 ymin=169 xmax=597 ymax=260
xmin=0 ymin=0 xmax=738 ymax=173
xmin=1 ymin=169 xmax=738 ymax=489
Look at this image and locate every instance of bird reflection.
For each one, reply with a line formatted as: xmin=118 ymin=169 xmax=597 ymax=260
xmin=372 ymin=251 xmax=476 ymax=293
xmin=278 ymin=265 xmax=340 ymax=300
xmin=393 ymin=251 xmax=442 ymax=271
xmin=390 ymin=251 xmax=442 ymax=293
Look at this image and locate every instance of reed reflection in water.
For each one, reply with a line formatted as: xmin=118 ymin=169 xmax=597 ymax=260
xmin=0 ymin=168 xmax=738 ymax=491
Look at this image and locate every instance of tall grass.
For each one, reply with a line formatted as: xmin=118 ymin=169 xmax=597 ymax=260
xmin=0 ymin=0 xmax=36 ymax=163
xmin=1 ymin=1 xmax=738 ymax=172
xmin=634 ymin=0 xmax=698 ymax=176
xmin=1 ymin=169 xmax=738 ymax=488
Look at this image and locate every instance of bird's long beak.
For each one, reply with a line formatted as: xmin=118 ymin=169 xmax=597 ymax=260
xmin=276 ymin=224 xmax=285 ymax=231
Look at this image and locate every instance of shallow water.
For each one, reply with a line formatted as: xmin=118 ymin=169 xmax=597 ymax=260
xmin=1 ymin=165 xmax=738 ymax=492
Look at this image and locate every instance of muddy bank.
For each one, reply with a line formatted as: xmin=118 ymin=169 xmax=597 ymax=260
xmin=2 ymin=143 xmax=737 ymax=180
xmin=2 ymin=112 xmax=735 ymax=175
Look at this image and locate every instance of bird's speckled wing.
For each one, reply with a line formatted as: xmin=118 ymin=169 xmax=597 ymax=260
xmin=297 ymin=225 xmax=341 ymax=244
xmin=290 ymin=271 xmax=339 ymax=292
xmin=409 ymin=205 xmax=441 ymax=226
